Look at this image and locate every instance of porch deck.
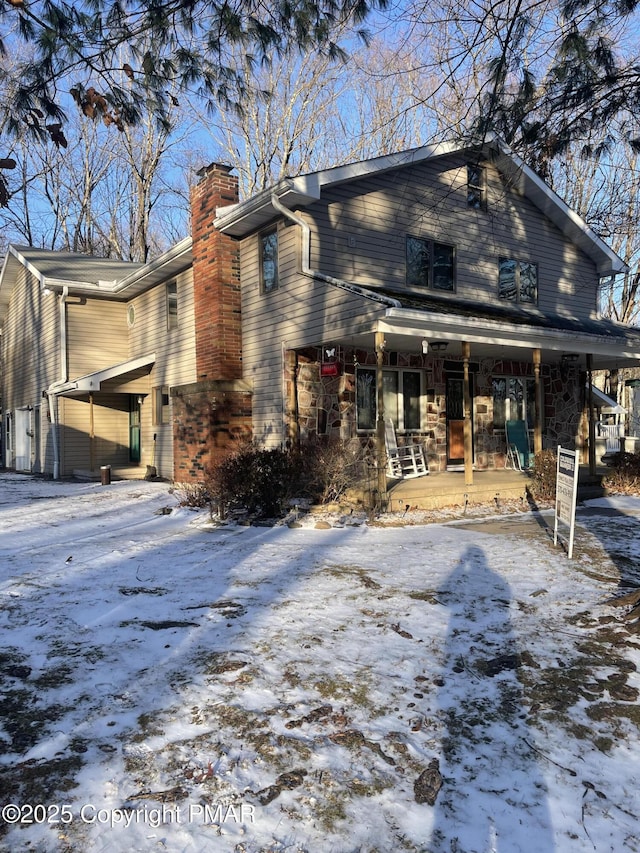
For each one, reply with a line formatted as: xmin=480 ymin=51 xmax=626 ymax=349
xmin=379 ymin=464 xmax=611 ymax=512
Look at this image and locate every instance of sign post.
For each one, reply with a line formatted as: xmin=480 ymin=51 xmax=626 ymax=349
xmin=554 ymin=446 xmax=580 ymax=559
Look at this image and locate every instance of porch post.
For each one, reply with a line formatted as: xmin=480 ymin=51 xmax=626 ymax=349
xmin=533 ymin=348 xmax=543 ymax=455
xmin=284 ymin=349 xmax=299 ymax=450
xmin=462 ymin=341 xmax=473 ymax=486
xmin=89 ymin=391 xmax=95 ymax=473
xmin=587 ymin=354 xmax=596 ymax=475
xmin=375 ymin=331 xmax=388 ymax=510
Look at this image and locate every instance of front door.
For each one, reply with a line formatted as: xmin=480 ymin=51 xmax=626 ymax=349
xmin=129 ymin=397 xmax=141 ymax=464
xmin=446 ymin=376 xmax=473 ymax=467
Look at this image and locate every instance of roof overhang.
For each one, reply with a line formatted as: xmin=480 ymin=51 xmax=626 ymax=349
xmin=49 ymin=353 xmax=155 ymax=397
xmin=0 ymin=239 xmax=192 ymax=324
xmin=376 ymin=306 xmax=640 ymax=371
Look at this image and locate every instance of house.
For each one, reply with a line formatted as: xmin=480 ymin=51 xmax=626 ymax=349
xmin=208 ymin=135 xmax=640 ymax=483
xmin=0 ymin=240 xmax=199 ymax=479
xmin=2 ymin=135 xmax=640 ymax=489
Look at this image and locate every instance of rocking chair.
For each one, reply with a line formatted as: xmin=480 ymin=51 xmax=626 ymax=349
xmin=384 ymin=419 xmax=429 ymax=479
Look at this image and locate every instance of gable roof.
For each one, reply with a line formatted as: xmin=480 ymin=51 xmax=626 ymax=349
xmin=214 ymin=135 xmax=627 ymax=277
xmin=0 ymin=239 xmax=193 ymax=323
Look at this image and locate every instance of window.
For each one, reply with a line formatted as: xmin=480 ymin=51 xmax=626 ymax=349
xmin=467 ymin=163 xmax=487 ymax=210
xmin=492 ymin=377 xmax=536 ymax=429
xmin=498 ymin=258 xmax=538 ymax=304
xmin=260 ymin=230 xmax=278 ymax=292
xmin=153 ymin=385 xmax=170 ymax=425
xmin=356 ymin=367 xmax=423 ymax=431
xmin=166 ymin=280 xmax=178 ymax=328
xmin=406 ymin=236 xmax=455 ymax=291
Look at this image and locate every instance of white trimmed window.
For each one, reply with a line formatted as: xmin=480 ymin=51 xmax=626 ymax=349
xmin=356 ymin=367 xmax=423 ymax=431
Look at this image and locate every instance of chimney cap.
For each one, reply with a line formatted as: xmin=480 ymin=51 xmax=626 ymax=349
xmin=196 ymin=162 xmax=234 ymax=178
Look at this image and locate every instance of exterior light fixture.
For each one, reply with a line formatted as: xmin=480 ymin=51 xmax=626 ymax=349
xmin=430 ymin=341 xmax=449 ymax=353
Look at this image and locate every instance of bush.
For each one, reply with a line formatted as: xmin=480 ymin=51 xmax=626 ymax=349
xmin=174 ymin=481 xmax=210 ymax=508
xmin=204 ymin=438 xmax=369 ymax=519
xmin=302 ymin=437 xmax=370 ymax=504
xmin=603 ymin=452 xmax=640 ymax=494
xmin=528 ymin=448 xmax=557 ymax=501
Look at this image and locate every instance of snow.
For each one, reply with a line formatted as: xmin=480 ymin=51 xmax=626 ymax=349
xmin=1 ymin=472 xmax=639 ymax=852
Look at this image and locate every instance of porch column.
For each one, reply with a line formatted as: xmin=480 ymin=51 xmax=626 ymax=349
xmin=533 ymin=348 xmax=543 ymax=455
xmin=284 ymin=349 xmax=299 ymax=450
xmin=89 ymin=391 xmax=95 ymax=473
xmin=375 ymin=331 xmax=388 ymax=509
xmin=587 ymin=354 xmax=596 ymax=474
xmin=462 ymin=341 xmax=473 ymax=486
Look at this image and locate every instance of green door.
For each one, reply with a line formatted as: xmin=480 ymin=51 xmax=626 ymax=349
xmin=129 ymin=397 xmax=141 ymax=464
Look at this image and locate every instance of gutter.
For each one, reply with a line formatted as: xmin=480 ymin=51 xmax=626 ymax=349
xmin=270 ymin=193 xmax=401 ymax=309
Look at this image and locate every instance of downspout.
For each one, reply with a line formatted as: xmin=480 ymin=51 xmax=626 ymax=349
xmin=45 ymin=286 xmax=69 ymax=479
xmin=270 ymin=193 xmax=402 ymax=309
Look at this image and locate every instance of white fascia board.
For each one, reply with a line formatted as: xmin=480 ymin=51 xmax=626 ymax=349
xmin=12 ymin=239 xmax=192 ymax=298
xmin=379 ymin=307 xmax=640 ymax=359
xmin=111 ymin=236 xmax=192 ymax=293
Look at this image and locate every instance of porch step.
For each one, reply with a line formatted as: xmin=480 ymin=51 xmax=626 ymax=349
xmin=72 ymin=467 xmax=146 ymax=482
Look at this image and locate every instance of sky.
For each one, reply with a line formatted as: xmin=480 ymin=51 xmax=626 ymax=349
xmin=0 ymin=472 xmax=639 ymax=852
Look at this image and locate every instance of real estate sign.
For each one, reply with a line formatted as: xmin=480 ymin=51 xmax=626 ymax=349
xmin=554 ymin=446 xmax=579 ymax=559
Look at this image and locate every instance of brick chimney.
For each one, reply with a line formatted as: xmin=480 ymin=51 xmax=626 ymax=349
xmin=190 ymin=163 xmax=241 ymax=381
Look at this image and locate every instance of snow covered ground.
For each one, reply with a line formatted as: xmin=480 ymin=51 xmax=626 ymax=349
xmin=0 ymin=472 xmax=639 ymax=853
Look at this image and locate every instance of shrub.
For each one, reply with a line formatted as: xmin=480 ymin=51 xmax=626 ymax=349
xmin=204 ymin=438 xmax=369 ymax=519
xmin=302 ymin=437 xmax=370 ymax=504
xmin=603 ymin=452 xmax=640 ymax=494
xmin=205 ymin=443 xmax=305 ymax=519
xmin=528 ymin=448 xmax=557 ymax=502
xmin=174 ymin=481 xmax=210 ymax=508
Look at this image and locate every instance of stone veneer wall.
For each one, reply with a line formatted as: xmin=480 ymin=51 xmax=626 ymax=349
xmin=286 ymin=346 xmax=582 ymax=472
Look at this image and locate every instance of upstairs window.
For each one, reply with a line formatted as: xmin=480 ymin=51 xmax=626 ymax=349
xmin=467 ymin=163 xmax=487 ymax=210
xmin=406 ymin=236 xmax=455 ymax=292
xmin=498 ymin=258 xmax=538 ymax=304
xmin=166 ymin=280 xmax=178 ymax=329
xmin=260 ymin=230 xmax=279 ymax=292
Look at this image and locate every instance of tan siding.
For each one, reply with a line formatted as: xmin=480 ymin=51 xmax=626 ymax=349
xmin=127 ymin=268 xmax=197 ymax=478
xmin=61 ymin=395 xmax=130 ymax=474
xmin=67 ymin=299 xmax=128 ymax=378
xmin=308 ymin=154 xmax=599 ymax=320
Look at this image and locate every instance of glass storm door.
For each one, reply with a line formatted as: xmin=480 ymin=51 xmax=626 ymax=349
xmin=129 ymin=397 xmax=141 ymax=464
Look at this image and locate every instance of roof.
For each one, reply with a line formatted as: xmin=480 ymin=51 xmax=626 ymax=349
xmin=0 ymin=239 xmax=193 ymax=322
xmin=213 ymin=135 xmax=626 ymax=277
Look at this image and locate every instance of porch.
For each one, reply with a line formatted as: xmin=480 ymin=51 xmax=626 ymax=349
xmin=366 ymin=464 xmax=612 ymax=512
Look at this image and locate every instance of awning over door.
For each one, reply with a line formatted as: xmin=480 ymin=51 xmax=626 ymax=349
xmin=50 ymin=353 xmax=156 ymax=397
